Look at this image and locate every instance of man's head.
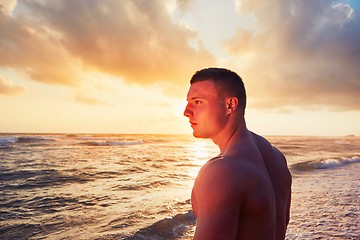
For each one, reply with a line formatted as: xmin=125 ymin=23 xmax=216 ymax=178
xmin=190 ymin=68 xmax=246 ymax=114
xmin=184 ymin=68 xmax=247 ymax=139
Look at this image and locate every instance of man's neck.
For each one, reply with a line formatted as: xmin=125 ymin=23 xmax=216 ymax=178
xmin=212 ymin=117 xmax=248 ymax=154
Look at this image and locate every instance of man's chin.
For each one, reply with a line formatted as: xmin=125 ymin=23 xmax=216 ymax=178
xmin=193 ymin=131 xmax=207 ymax=139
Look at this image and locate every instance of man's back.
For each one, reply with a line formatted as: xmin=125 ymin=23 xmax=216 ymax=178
xmin=252 ymin=132 xmax=292 ymax=239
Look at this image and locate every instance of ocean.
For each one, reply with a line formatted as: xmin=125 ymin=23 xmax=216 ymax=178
xmin=0 ymin=133 xmax=359 ymax=240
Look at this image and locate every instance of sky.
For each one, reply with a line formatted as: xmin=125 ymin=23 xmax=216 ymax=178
xmin=0 ymin=0 xmax=359 ymax=136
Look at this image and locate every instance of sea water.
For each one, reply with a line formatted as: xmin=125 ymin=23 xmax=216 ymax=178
xmin=0 ymin=134 xmax=359 ymax=239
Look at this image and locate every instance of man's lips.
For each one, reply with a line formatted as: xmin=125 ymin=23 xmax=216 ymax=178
xmin=190 ymin=122 xmax=197 ymax=128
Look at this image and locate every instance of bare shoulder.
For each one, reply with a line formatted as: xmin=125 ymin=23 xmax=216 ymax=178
xmin=194 ymin=153 xmax=260 ymax=200
xmin=250 ymin=132 xmax=292 ymax=196
xmin=251 ymin=132 xmax=274 ymax=152
xmin=197 ymin=155 xmax=242 ymax=187
xmin=251 ymin=133 xmax=289 ymax=167
xmin=199 ymin=154 xmax=254 ymax=180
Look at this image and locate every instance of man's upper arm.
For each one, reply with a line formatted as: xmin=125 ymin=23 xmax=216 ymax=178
xmin=193 ymin=161 xmax=242 ymax=239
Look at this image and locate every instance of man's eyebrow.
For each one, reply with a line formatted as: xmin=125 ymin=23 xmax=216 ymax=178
xmin=187 ymin=96 xmax=203 ymax=101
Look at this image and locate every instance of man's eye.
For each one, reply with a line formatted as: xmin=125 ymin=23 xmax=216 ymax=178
xmin=194 ymin=100 xmax=202 ymax=104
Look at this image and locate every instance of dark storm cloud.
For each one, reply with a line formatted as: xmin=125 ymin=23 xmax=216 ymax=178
xmin=228 ymin=0 xmax=360 ymax=111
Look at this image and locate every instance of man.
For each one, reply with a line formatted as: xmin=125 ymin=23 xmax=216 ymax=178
xmin=183 ymin=68 xmax=292 ymax=240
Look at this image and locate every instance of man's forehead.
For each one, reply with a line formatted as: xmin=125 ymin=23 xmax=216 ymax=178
xmin=187 ymin=80 xmax=218 ymax=99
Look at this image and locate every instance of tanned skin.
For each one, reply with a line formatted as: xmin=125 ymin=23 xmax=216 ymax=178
xmin=184 ymin=79 xmax=291 ymax=240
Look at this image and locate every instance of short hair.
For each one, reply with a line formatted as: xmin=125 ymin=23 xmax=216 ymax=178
xmin=190 ymin=67 xmax=247 ymax=113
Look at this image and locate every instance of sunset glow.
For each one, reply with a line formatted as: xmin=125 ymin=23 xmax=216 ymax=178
xmin=1 ymin=0 xmax=359 ymax=136
xmin=188 ymin=140 xmax=215 ymax=178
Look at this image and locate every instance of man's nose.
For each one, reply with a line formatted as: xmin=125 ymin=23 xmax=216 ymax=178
xmin=183 ymin=104 xmax=192 ymax=117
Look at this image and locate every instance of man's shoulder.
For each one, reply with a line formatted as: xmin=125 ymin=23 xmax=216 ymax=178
xmin=251 ymin=132 xmax=287 ymax=160
xmin=250 ymin=132 xmax=273 ymax=150
xmin=199 ymin=155 xmax=232 ymax=177
xmin=250 ymin=132 xmax=291 ymax=185
xmin=197 ymin=154 xmax=256 ymax=187
xmin=194 ymin=155 xmax=249 ymax=200
xmin=201 ymin=154 xmax=247 ymax=173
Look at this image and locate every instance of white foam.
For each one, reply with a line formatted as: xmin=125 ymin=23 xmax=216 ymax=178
xmin=0 ymin=136 xmax=18 ymax=144
xmin=82 ymin=139 xmax=144 ymax=146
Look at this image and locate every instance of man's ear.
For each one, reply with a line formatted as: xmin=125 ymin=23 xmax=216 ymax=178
xmin=226 ymin=97 xmax=238 ymax=114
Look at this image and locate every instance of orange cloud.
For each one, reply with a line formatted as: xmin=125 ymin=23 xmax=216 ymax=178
xmin=0 ymin=9 xmax=82 ymax=86
xmin=74 ymin=92 xmax=107 ymax=106
xmin=228 ymin=0 xmax=360 ymax=111
xmin=0 ymin=76 xmax=25 ymax=95
xmin=0 ymin=0 xmax=215 ymax=96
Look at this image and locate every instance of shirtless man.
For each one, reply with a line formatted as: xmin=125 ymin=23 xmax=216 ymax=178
xmin=183 ymin=68 xmax=292 ymax=239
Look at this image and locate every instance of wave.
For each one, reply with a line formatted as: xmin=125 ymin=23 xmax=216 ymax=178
xmin=114 ymin=179 xmax=171 ymax=191
xmin=0 ymin=136 xmax=18 ymax=144
xmin=290 ymin=156 xmax=360 ymax=172
xmin=0 ymin=134 xmax=189 ymax=147
xmin=70 ymin=135 xmax=145 ymax=146
xmin=0 ymin=134 xmax=145 ymax=147
xmin=17 ymin=136 xmax=58 ymax=143
xmin=124 ymin=211 xmax=196 ymax=240
xmin=0 ymin=169 xmax=93 ymax=190
xmin=79 ymin=139 xmax=144 ymax=146
xmin=0 ymin=135 xmax=58 ymax=145
xmin=0 ymin=222 xmax=45 ymax=240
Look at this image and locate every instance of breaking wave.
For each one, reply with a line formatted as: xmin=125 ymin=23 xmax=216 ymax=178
xmin=124 ymin=211 xmax=196 ymax=240
xmin=0 ymin=135 xmax=58 ymax=145
xmin=290 ymin=156 xmax=360 ymax=172
xmin=79 ymin=139 xmax=144 ymax=146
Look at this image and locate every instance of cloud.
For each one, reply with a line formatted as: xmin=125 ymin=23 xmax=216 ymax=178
xmin=174 ymin=0 xmax=193 ymax=12
xmin=74 ymin=92 xmax=106 ymax=106
xmin=0 ymin=6 xmax=82 ymax=86
xmin=0 ymin=76 xmax=25 ymax=95
xmin=228 ymin=0 xmax=360 ymax=111
xmin=0 ymin=0 xmax=17 ymax=15
xmin=0 ymin=0 xmax=215 ymax=96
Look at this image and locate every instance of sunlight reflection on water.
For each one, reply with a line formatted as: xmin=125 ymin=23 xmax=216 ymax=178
xmin=188 ymin=139 xmax=217 ymax=178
